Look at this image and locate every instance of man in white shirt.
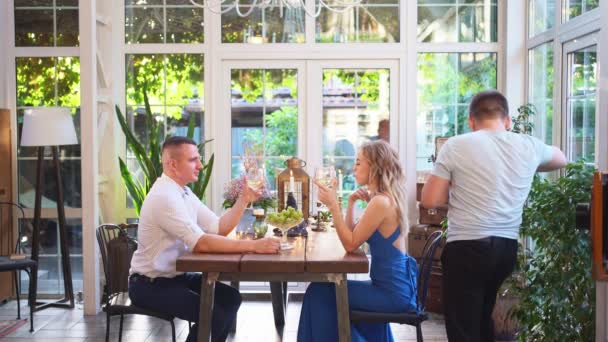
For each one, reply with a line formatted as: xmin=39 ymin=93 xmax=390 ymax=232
xmin=421 ymin=90 xmax=567 ymax=342
xmin=129 ymin=136 xmax=280 ymax=342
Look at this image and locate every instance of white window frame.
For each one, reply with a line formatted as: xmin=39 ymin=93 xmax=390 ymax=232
xmin=561 ymin=33 xmax=599 ymax=163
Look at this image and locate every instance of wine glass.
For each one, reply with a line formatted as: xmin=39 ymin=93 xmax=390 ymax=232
xmin=246 ymin=167 xmax=265 ymax=191
xmin=314 ymin=166 xmax=336 ymax=230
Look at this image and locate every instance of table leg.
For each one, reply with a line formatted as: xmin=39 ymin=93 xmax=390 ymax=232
xmin=229 ymin=281 xmax=239 ymax=333
xmin=198 ymin=272 xmax=217 ymax=342
xmin=335 ymin=274 xmax=351 ymax=342
xmin=270 ymin=281 xmax=285 ymax=327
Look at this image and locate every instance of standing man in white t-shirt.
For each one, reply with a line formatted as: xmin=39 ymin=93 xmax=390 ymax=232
xmin=421 ymin=90 xmax=567 ymax=342
xmin=129 ymin=136 xmax=280 ymax=342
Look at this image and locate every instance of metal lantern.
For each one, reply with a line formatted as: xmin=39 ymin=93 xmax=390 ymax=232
xmin=277 ymin=157 xmax=310 ymax=219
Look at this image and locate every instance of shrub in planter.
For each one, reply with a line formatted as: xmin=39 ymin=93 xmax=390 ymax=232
xmin=514 ymin=161 xmax=595 ymax=341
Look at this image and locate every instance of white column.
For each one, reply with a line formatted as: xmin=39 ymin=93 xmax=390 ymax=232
xmin=503 ymin=0 xmax=526 ymax=110
xmin=79 ymin=0 xmax=100 ymax=315
xmin=596 ymin=1 xmax=608 ymax=340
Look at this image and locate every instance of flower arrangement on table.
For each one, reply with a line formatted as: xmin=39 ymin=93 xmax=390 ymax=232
xmin=222 ymin=175 xmax=277 ymax=211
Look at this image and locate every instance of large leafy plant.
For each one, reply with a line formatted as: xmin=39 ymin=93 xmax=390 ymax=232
xmin=116 ymin=87 xmax=214 ymax=215
xmin=515 ymin=161 xmax=595 ymax=341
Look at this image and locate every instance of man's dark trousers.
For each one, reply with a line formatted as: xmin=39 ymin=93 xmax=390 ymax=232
xmin=129 ymin=272 xmax=241 ymax=342
xmin=441 ymin=236 xmax=517 ymax=342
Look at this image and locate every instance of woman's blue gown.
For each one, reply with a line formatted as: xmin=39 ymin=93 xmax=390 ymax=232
xmin=297 ymin=228 xmax=418 ymax=342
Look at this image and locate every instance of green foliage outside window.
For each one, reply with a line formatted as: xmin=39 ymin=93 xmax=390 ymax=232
xmin=243 ymin=106 xmax=298 ymax=184
xmin=126 ymin=54 xmax=204 ymax=120
xmin=16 ymin=57 xmax=81 ymax=107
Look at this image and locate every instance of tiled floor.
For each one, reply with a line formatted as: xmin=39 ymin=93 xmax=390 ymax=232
xmin=0 ymin=297 xmax=448 ymax=341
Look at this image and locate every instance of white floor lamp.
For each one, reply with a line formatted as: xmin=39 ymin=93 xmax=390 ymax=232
xmin=20 ymin=107 xmax=78 ymax=310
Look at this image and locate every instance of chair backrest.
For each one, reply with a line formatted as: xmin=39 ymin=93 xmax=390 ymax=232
xmin=96 ymin=224 xmax=137 ymax=300
xmin=0 ymin=201 xmax=27 ymax=256
xmin=416 ymin=230 xmax=444 ymax=313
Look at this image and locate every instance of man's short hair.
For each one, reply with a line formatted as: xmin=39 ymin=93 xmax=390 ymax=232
xmin=162 ymin=136 xmax=196 ymax=152
xmin=469 ymin=90 xmax=509 ymax=120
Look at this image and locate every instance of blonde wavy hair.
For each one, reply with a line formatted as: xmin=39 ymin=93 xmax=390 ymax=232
xmin=360 ymin=140 xmax=409 ymax=236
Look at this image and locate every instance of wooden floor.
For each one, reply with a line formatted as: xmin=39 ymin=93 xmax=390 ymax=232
xmin=0 ymin=298 xmax=448 ymax=341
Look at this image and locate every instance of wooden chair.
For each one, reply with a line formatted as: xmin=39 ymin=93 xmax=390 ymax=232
xmin=96 ymin=224 xmax=178 ymax=342
xmin=0 ymin=202 xmax=37 ymax=332
xmin=350 ymin=230 xmax=444 ymax=342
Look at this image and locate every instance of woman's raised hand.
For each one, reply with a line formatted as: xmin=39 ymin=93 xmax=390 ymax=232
xmin=349 ymin=187 xmax=371 ymax=203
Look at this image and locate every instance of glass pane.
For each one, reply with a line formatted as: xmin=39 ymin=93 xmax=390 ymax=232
xmin=125 ymin=6 xmax=164 ymax=43
xmin=16 ymin=57 xmax=59 ymax=107
xmin=528 ymin=42 xmax=554 ymax=144
xmin=416 ymin=52 xmax=497 ymax=170
xmin=417 ymin=1 xmax=497 ymax=42
xmin=166 ymin=7 xmax=204 ymax=43
xmin=19 ymin=218 xmax=83 ymax=295
xmin=15 ymin=0 xmax=53 ymax=6
xmin=15 ymin=9 xmax=54 ymax=47
xmin=322 ymin=68 xmax=390 ymax=196
xmin=56 ymin=8 xmax=79 ymax=46
xmin=458 ymin=4 xmax=497 ymax=42
xmin=566 ymin=0 xmax=599 ymax=20
xmin=567 ymin=45 xmax=597 ymax=163
xmin=316 ymin=4 xmax=400 ymax=43
xmin=222 ymin=6 xmax=305 ymax=43
xmin=18 ymin=159 xmax=82 ymax=209
xmin=57 ymin=0 xmax=79 ymax=5
xmin=231 ymin=68 xmax=298 ymax=192
xmin=16 ymin=57 xmax=81 ymax=108
xmin=125 ymin=54 xmax=205 ymax=207
xmin=529 ymin=0 xmax=555 ymax=37
xmin=126 ymin=54 xmax=165 ymax=106
xmin=56 ymin=57 xmax=81 ymax=107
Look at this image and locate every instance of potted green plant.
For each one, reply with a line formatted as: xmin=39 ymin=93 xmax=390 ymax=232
xmin=514 ymin=161 xmax=595 ymax=341
xmin=116 ymin=84 xmax=214 ymax=215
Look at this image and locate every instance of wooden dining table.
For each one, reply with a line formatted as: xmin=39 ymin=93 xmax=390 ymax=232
xmin=176 ymin=227 xmax=369 ymax=342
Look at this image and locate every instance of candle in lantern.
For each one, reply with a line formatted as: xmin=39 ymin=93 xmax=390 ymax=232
xmin=338 ymin=169 xmax=343 ymax=198
xmin=289 ymin=170 xmax=295 ymax=193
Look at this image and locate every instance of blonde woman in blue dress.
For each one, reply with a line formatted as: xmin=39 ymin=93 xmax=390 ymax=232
xmin=298 ymin=140 xmax=418 ymax=342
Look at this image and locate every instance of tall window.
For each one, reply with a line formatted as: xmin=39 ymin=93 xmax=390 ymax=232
xmin=14 ymin=1 xmax=81 ymax=295
xmin=528 ymin=43 xmax=554 ymax=144
xmin=321 ymin=68 xmax=390 ymax=198
xmin=415 ymin=0 xmax=499 ymax=173
xmin=230 ymin=69 xmax=298 ymax=190
xmin=566 ymin=45 xmax=597 ymax=163
xmin=124 ymin=53 xmax=205 ymax=205
xmin=416 ymin=53 xmax=497 ymax=170
xmin=526 ymin=0 xmax=599 ymax=164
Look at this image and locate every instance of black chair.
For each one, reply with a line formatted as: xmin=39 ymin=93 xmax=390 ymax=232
xmin=96 ymin=224 xmax=178 ymax=342
xmin=350 ymin=230 xmax=444 ymax=342
xmin=0 ymin=202 xmax=37 ymax=332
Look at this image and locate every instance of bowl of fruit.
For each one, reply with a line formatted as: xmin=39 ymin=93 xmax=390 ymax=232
xmin=266 ymin=207 xmax=304 ymax=231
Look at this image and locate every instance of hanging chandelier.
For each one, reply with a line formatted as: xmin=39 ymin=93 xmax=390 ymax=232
xmin=189 ymin=0 xmax=364 ymax=18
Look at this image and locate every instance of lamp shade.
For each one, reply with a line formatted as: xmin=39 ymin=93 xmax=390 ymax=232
xmin=21 ymin=107 xmax=78 ymax=146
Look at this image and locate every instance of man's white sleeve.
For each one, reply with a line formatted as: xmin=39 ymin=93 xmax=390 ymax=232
xmin=196 ymin=201 xmax=220 ymax=234
xmin=431 ymin=141 xmax=453 ymax=181
xmin=153 ymin=194 xmax=204 ymax=251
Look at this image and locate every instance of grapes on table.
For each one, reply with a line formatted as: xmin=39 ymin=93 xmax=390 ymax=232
xmin=266 ymin=207 xmax=304 ymax=227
